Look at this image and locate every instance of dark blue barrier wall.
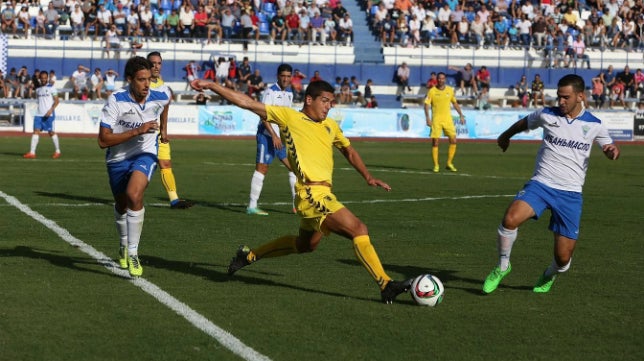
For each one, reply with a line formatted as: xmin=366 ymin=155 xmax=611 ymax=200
xmin=10 ymin=56 xmax=600 ymax=89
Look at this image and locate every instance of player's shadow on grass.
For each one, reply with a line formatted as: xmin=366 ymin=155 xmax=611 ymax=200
xmin=143 ymin=255 xmax=409 ymax=304
xmin=34 ymin=191 xmax=113 ymax=204
xmin=0 ymin=246 xmax=123 ymax=278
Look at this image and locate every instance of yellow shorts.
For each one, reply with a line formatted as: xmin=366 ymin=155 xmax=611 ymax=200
xmin=296 ymin=185 xmax=345 ymax=235
xmin=430 ymin=119 xmax=456 ymax=139
xmin=158 ymin=138 xmax=171 ymax=161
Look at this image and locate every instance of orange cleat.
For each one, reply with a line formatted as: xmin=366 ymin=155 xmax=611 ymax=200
xmin=23 ymin=152 xmax=36 ymax=159
xmin=52 ymin=152 xmax=61 ymax=159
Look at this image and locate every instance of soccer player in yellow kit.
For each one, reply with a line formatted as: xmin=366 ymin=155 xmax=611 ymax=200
xmin=424 ymin=71 xmax=466 ymax=173
xmin=147 ymin=51 xmax=192 ymax=209
xmin=190 ymin=78 xmax=412 ymax=304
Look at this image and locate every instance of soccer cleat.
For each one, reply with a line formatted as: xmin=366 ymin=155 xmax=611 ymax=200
xmin=292 ymin=207 xmax=297 ymax=214
xmin=445 ymin=163 xmax=458 ymax=172
xmin=118 ymin=247 xmax=128 ymax=269
xmin=432 ymin=165 xmax=439 ymax=173
xmin=170 ymin=199 xmax=193 ymax=209
xmin=227 ymin=245 xmax=253 ymax=275
xmin=128 ymin=255 xmax=143 ymax=277
xmin=23 ymin=152 xmax=36 ymax=159
xmin=482 ymin=263 xmax=512 ymax=294
xmin=52 ymin=152 xmax=61 ymax=159
xmin=533 ymin=273 xmax=557 ymax=293
xmin=380 ymin=279 xmax=413 ymax=304
xmin=246 ymin=207 xmax=268 ymax=216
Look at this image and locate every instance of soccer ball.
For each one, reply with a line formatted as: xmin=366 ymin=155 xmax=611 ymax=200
xmin=410 ymin=274 xmax=444 ymax=307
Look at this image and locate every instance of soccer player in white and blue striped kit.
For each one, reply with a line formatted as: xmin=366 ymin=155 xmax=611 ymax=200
xmin=98 ymin=56 xmax=172 ymax=277
xmin=482 ymin=74 xmax=620 ymax=294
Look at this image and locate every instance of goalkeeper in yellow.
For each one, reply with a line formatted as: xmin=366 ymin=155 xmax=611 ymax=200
xmin=190 ymin=78 xmax=412 ymax=304
xmin=147 ymin=52 xmax=192 ymax=209
xmin=424 ymin=71 xmax=466 ymax=173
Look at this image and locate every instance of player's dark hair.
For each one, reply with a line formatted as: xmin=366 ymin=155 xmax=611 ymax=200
xmin=146 ymin=51 xmax=162 ymax=60
xmin=277 ymin=63 xmax=293 ymax=75
xmin=125 ymin=56 xmax=152 ymax=80
xmin=304 ymin=80 xmax=334 ymax=99
xmin=558 ymin=74 xmax=585 ymax=93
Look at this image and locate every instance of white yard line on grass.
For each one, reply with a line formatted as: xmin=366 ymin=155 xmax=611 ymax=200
xmin=0 ymin=190 xmax=271 ymax=361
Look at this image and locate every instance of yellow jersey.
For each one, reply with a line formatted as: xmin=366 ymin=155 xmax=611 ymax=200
xmin=150 ymin=77 xmax=165 ymax=89
xmin=424 ymin=85 xmax=457 ymax=122
xmin=266 ymin=105 xmax=350 ymax=186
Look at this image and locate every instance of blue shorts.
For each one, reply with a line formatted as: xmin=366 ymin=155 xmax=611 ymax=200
xmin=515 ymin=180 xmax=583 ymax=240
xmin=255 ymin=131 xmax=287 ymax=165
xmin=34 ymin=115 xmax=55 ymax=132
xmin=106 ymin=153 xmax=158 ymax=196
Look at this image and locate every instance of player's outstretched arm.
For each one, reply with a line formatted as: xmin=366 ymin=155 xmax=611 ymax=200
xmin=340 ymin=145 xmax=391 ymax=191
xmin=602 ymin=143 xmax=620 ymax=160
xmin=497 ymin=118 xmax=528 ymax=152
xmin=191 ymin=79 xmax=267 ymax=119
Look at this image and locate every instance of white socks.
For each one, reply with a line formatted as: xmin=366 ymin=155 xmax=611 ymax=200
xmin=126 ymin=208 xmax=145 ymax=256
xmin=544 ymin=258 xmax=572 ymax=278
xmin=288 ymin=171 xmax=296 ymax=201
xmin=51 ymin=134 xmax=60 ymax=153
xmin=497 ymin=224 xmax=517 ymax=271
xmin=248 ymin=170 xmax=265 ymax=209
xmin=29 ymin=134 xmax=39 ymax=153
xmin=114 ymin=206 xmax=127 ymax=248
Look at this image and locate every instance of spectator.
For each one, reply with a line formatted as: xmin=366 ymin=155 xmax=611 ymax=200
xmin=531 ymin=73 xmax=545 ymax=107
xmin=571 ymin=34 xmax=591 ymax=69
xmin=323 ymin=12 xmax=337 ymax=45
xmin=227 ymin=57 xmax=239 ymax=91
xmin=193 ymin=92 xmax=211 ymax=105
xmin=516 ymin=14 xmax=532 ymax=49
xmin=48 ymin=70 xmax=56 ymax=86
xmin=4 ymin=68 xmax=18 ymax=98
xmin=516 ymin=74 xmax=529 ymax=107
xmin=470 ymin=14 xmax=485 ymax=48
xmin=426 ymin=72 xmax=438 ymax=89
xmin=339 ymin=76 xmax=352 ymax=104
xmin=298 ymin=9 xmax=311 ymax=45
xmin=394 ymin=61 xmax=411 ymax=100
xmin=17 ymin=5 xmax=31 ymax=39
xmin=35 ymin=8 xmax=47 ymax=38
xmin=103 ymin=68 xmax=119 ymax=98
xmin=104 ymin=24 xmax=122 ymax=59
xmin=240 ymin=8 xmax=254 ymax=50
xmin=112 ymin=3 xmax=127 ymax=33
xmin=532 ymin=14 xmax=548 ymax=48
xmin=1 ymin=2 xmax=17 ymax=38
xmin=154 ymin=7 xmax=168 ymax=41
xmin=17 ymin=66 xmax=31 ymax=99
xmin=310 ymin=11 xmax=326 ymax=45
xmin=365 ymin=95 xmax=378 ymax=108
xmin=178 ymin=2 xmax=195 ymax=40
xmin=380 ymin=13 xmax=395 ymax=47
xmin=600 ymin=65 xmax=617 ymax=98
xmin=350 ymin=76 xmax=365 ymax=105
xmin=291 ymin=69 xmax=307 ymax=102
xmin=247 ymin=68 xmax=265 ymax=100
xmin=193 ymin=5 xmax=208 ymax=40
xmin=421 ymin=14 xmax=437 ymax=47
xmin=633 ymin=68 xmax=644 ymax=99
xmin=90 ymin=68 xmax=104 ymax=100
xmin=338 ymin=13 xmax=353 ymax=46
xmin=364 ymin=78 xmax=373 ymax=99
xmin=610 ymin=78 xmax=626 ymax=109
xmin=286 ymin=8 xmax=301 ymax=44
xmin=237 ymin=56 xmax=252 ymax=94
xmin=83 ymin=4 xmax=99 ymax=40
xmin=475 ymin=66 xmax=491 ymax=91
xmin=270 ymin=9 xmax=287 ymax=44
xmin=476 ymin=86 xmax=491 ymax=110
xmin=71 ymin=65 xmax=90 ymax=100
xmin=448 ymin=63 xmax=477 ymax=96
xmin=616 ymin=65 xmax=636 ymax=98
xmin=310 ymin=70 xmax=323 ymax=83
xmin=96 ymin=4 xmax=112 ymax=37
xmin=494 ymin=15 xmax=510 ymax=49
xmin=333 ymin=76 xmax=342 ymax=103
xmin=591 ymin=76 xmax=606 ymax=109
xmin=205 ymin=9 xmax=222 ymax=44
xmin=185 ymin=60 xmax=201 ymax=83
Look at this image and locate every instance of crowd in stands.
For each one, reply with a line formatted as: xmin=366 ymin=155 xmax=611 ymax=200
xmin=0 ymin=0 xmax=361 ymax=47
xmin=366 ymin=0 xmax=644 ymax=62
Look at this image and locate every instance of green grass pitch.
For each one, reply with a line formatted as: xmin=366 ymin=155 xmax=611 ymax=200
xmin=0 ymin=136 xmax=642 ymax=361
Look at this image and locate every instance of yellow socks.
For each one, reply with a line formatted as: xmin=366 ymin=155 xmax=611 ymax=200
xmin=447 ymin=144 xmax=457 ymax=165
xmin=353 ymin=235 xmax=391 ymax=290
xmin=432 ymin=146 xmax=439 ymax=168
xmin=252 ymin=235 xmax=298 ymax=260
xmin=160 ymin=168 xmax=178 ymax=202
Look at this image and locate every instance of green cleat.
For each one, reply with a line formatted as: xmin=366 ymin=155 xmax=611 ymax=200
xmin=128 ymin=255 xmax=143 ymax=277
xmin=246 ymin=207 xmax=268 ymax=216
xmin=482 ymin=263 xmax=512 ymax=294
xmin=445 ymin=163 xmax=458 ymax=172
xmin=118 ymin=247 xmax=128 ymax=269
xmin=533 ymin=273 xmax=557 ymax=293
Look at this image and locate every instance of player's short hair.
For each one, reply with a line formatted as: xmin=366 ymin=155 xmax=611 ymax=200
xmin=146 ymin=51 xmax=162 ymax=60
xmin=304 ymin=80 xmax=334 ymax=99
xmin=124 ymin=56 xmax=152 ymax=80
xmin=277 ymin=63 xmax=293 ymax=75
xmin=558 ymin=74 xmax=585 ymax=93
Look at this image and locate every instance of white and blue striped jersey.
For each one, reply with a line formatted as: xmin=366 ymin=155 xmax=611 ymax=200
xmin=35 ymin=84 xmax=58 ymax=116
xmin=527 ymin=107 xmax=614 ymax=192
xmin=258 ymin=83 xmax=293 ymax=136
xmin=100 ymin=86 xmax=171 ymax=163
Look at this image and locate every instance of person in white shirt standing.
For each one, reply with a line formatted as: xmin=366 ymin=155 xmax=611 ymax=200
xmin=482 ymin=74 xmax=620 ymax=295
xmin=23 ymin=71 xmax=60 ymax=159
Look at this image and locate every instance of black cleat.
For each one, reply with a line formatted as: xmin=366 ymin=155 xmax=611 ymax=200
xmin=380 ymin=279 xmax=413 ymax=304
xmin=227 ymin=245 xmax=252 ymax=275
xmin=170 ymin=199 xmax=194 ymax=209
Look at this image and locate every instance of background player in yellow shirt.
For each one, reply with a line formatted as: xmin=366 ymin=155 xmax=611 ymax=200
xmin=147 ymin=51 xmax=192 ymax=209
xmin=424 ymin=72 xmax=466 ymax=173
xmin=190 ymin=78 xmax=412 ymax=304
